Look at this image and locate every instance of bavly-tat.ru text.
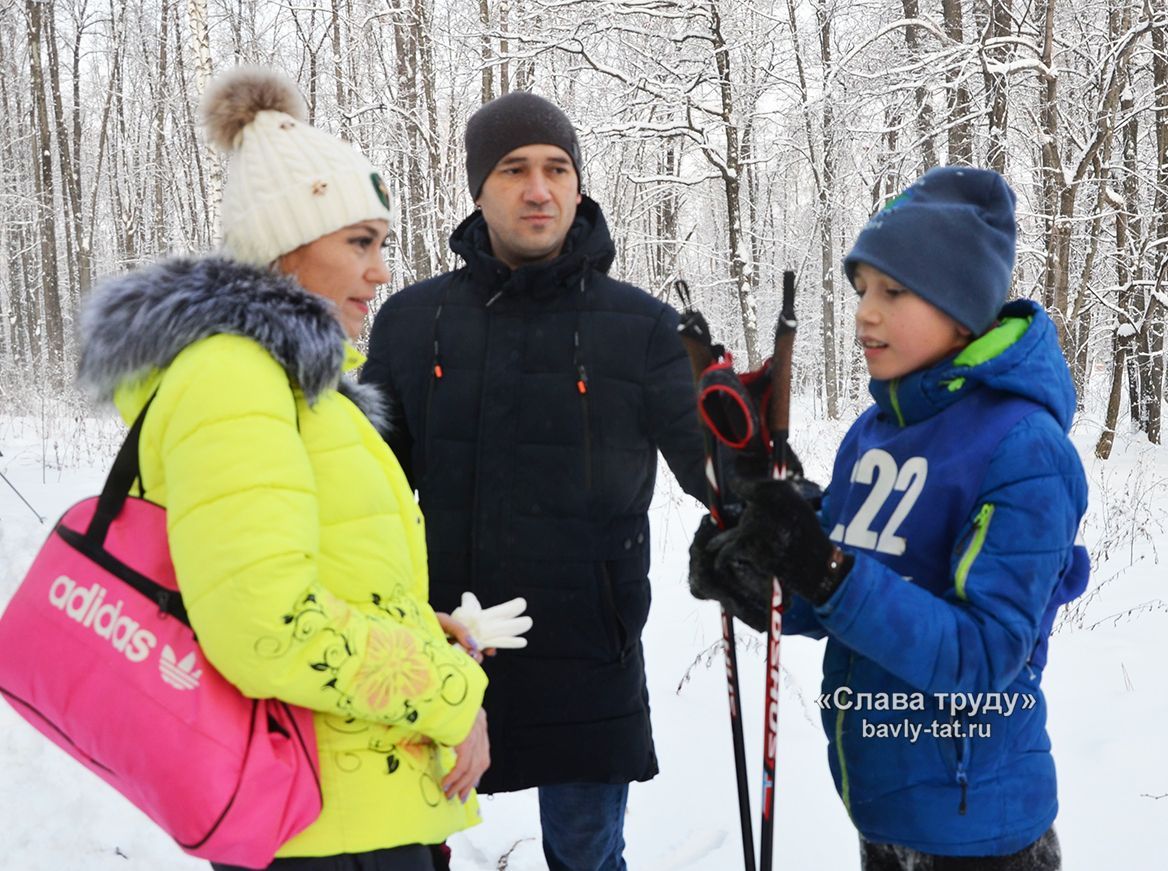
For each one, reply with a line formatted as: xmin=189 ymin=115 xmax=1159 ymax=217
xmin=816 ymin=688 xmax=1036 ymax=718
xmin=861 ymin=718 xmax=991 ymax=743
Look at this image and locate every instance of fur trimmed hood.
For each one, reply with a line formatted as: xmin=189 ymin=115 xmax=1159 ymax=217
xmin=77 ymin=256 xmax=385 ymax=428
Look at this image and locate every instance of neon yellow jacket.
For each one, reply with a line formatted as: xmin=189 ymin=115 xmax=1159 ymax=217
xmin=80 ymin=258 xmax=487 ymax=857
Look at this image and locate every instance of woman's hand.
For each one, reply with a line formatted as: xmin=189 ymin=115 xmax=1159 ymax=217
xmin=442 ymin=708 xmax=490 ymax=803
xmin=436 ymin=611 xmax=487 ymax=662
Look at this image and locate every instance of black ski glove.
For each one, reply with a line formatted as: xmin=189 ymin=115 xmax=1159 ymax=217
xmin=712 ymin=479 xmax=853 ymax=608
xmin=717 ymin=443 xmax=823 ymax=530
xmin=688 ymin=513 xmax=769 ymax=632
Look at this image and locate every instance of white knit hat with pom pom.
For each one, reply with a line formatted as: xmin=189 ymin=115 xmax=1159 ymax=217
xmin=200 ymin=66 xmax=392 ymax=265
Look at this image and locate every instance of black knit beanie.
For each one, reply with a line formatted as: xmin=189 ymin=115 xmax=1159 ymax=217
xmin=465 ymin=92 xmax=582 ymax=199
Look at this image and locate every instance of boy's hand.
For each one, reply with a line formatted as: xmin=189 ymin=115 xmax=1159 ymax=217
xmin=712 ymin=479 xmax=853 ymax=607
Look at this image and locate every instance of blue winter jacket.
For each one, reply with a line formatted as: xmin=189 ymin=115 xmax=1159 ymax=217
xmin=784 ymin=300 xmax=1089 ymax=856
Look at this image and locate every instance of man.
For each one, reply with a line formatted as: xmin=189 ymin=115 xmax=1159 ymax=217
xmin=362 ymin=92 xmax=706 ymax=871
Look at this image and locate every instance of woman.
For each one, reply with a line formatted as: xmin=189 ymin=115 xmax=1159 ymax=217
xmin=77 ymin=67 xmax=488 ymax=871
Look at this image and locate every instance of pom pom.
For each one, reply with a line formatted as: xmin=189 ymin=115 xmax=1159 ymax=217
xmin=199 ymin=66 xmax=307 ymax=152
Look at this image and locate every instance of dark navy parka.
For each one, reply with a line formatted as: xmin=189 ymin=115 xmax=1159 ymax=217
xmin=361 ymin=198 xmax=706 ymax=792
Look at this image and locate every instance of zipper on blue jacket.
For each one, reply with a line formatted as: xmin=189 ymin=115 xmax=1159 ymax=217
xmin=835 ymin=654 xmax=855 ymax=819
xmin=955 ymin=504 xmax=995 ymax=601
xmin=954 ymin=716 xmax=971 ymax=815
xmin=889 ymin=379 xmax=906 ymax=427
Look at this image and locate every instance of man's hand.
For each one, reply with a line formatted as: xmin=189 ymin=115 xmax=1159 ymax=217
xmin=712 ymin=478 xmax=852 ymax=608
xmin=442 ymin=708 xmax=490 ymax=803
xmin=688 ymin=513 xmax=769 ymax=632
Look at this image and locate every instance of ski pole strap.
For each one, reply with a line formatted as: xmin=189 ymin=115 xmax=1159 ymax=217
xmin=697 ymin=355 xmax=772 ymax=456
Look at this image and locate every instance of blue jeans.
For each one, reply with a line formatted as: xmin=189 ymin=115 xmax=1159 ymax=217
xmin=538 ymin=782 xmax=629 ymax=871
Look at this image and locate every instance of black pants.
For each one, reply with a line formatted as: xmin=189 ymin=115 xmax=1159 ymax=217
xmin=211 ymin=843 xmax=436 ymax=871
xmin=861 ymin=827 xmax=1060 ymax=871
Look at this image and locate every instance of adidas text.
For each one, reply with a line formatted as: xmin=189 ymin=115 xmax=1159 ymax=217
xmin=48 ymin=575 xmax=157 ymax=664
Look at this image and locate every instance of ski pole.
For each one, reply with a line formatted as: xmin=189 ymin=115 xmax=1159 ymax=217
xmin=0 ymin=449 xmax=45 ymax=524
xmin=759 ymin=271 xmax=797 ymax=871
xmin=674 ymin=280 xmax=757 ymax=871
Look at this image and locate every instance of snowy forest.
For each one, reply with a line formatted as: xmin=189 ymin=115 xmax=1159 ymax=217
xmin=1 ymin=4 xmax=1166 ymax=869
xmin=0 ymin=0 xmax=1165 ymax=459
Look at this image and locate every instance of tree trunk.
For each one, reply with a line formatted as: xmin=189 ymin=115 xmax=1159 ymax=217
xmin=415 ymin=0 xmax=445 ymax=271
xmin=815 ymin=0 xmax=840 ymax=417
xmin=44 ymin=4 xmax=79 ymax=298
xmin=392 ymin=3 xmax=431 ymax=283
xmin=1095 ymin=344 xmax=1125 ymax=459
xmin=25 ymin=0 xmax=65 ymax=377
xmin=901 ymin=0 xmax=938 ymax=170
xmin=0 ymin=29 xmax=33 ymax=374
xmin=1146 ymin=9 xmax=1168 ymax=444
xmin=710 ymin=1 xmax=759 ymax=367
xmin=1119 ymin=46 xmax=1150 ymax=434
xmin=941 ymin=0 xmax=973 ymax=165
xmin=70 ymin=0 xmax=92 ymax=292
xmin=479 ymin=0 xmax=493 ymax=103
xmin=187 ymin=0 xmax=219 ymax=235
xmin=1069 ymin=158 xmax=1109 ymax=405
xmin=151 ymin=0 xmax=172 ymax=255
xmin=499 ymin=0 xmax=510 ymax=95
xmin=784 ymin=0 xmax=839 ymax=417
xmin=983 ymin=0 xmax=1012 ymax=174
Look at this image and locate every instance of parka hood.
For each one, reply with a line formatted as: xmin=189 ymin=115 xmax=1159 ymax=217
xmin=448 ymin=196 xmax=616 ymax=298
xmin=77 ymin=256 xmax=384 ymax=426
xmin=870 ymin=300 xmax=1077 ymax=431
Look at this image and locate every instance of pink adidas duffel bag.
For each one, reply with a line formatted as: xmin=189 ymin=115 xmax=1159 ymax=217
xmin=0 ymin=399 xmax=322 ymax=869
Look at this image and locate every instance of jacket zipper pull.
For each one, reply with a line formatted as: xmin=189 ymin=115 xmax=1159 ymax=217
xmin=573 ymin=328 xmax=588 ymax=394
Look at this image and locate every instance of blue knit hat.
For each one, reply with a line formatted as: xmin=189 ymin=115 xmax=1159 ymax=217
xmin=844 ymin=167 xmax=1017 ymax=335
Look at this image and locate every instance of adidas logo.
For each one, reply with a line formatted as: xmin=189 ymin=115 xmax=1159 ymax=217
xmin=48 ymin=575 xmax=157 ymax=664
xmin=49 ymin=577 xmax=204 ymax=690
xmin=159 ymin=645 xmax=202 ymax=690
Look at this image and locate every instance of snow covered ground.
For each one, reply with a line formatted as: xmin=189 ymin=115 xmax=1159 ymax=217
xmin=0 ymin=406 xmax=1163 ymax=870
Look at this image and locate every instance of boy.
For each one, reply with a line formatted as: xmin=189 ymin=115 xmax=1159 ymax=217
xmin=692 ymin=167 xmax=1089 ymax=869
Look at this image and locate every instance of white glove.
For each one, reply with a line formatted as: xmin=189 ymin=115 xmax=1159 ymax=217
xmin=450 ymin=592 xmax=533 ymax=650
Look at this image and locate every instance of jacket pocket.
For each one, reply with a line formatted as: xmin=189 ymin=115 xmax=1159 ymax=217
xmin=599 ymin=562 xmax=629 ymax=660
xmin=933 ymin=710 xmax=973 ymax=816
xmin=954 ymin=503 xmax=995 ymax=601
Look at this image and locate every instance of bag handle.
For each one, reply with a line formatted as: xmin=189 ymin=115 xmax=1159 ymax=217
xmin=86 ymin=392 xmax=157 ymax=545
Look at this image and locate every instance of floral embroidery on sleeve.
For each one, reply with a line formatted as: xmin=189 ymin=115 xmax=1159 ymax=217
xmin=354 ymin=624 xmax=436 ymax=711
